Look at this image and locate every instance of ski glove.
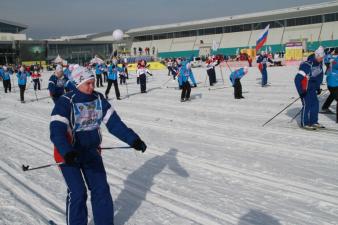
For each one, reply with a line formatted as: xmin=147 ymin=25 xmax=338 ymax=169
xmin=64 ymin=151 xmax=79 ymax=165
xmin=194 ymin=84 xmax=197 ymax=88
xmin=132 ymin=138 xmax=147 ymax=153
xmin=317 ymin=89 xmax=322 ymax=95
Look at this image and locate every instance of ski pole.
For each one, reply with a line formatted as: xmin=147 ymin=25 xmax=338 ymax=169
xmin=219 ymin=64 xmax=225 ymax=85
xmin=289 ymin=89 xmax=328 ymax=123
xmin=224 ymin=61 xmax=233 ymax=73
xmin=34 ymin=89 xmax=38 ymax=101
xmin=99 ymin=146 xmax=132 ymax=150
xmin=289 ymin=108 xmax=302 ymax=123
xmin=125 ymin=80 xmax=129 ymax=98
xmin=262 ymin=97 xmax=301 ymax=127
xmin=12 ymin=78 xmax=15 ymax=93
xmin=208 ymin=86 xmax=231 ymax=91
xmin=204 ymin=74 xmax=208 ymax=87
xmin=161 ymin=77 xmax=172 ymax=88
xmin=22 ymin=162 xmax=64 ymax=172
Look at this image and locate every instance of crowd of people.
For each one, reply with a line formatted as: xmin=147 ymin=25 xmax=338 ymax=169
xmin=1 ymin=46 xmax=338 ymax=224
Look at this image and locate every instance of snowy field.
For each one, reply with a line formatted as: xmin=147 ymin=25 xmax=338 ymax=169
xmin=0 ymin=65 xmax=337 ymax=225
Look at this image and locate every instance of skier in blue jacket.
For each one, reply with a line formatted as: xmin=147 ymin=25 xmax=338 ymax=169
xmin=257 ymin=51 xmax=273 ymax=87
xmin=177 ymin=59 xmax=196 ymax=102
xmin=294 ymin=46 xmax=325 ymax=130
xmin=105 ymin=62 xmax=122 ymax=100
xmin=50 ymin=66 xmax=146 ymax=225
xmin=48 ymin=65 xmax=68 ymax=103
xmin=95 ymin=63 xmax=104 ymax=87
xmin=324 ymin=49 xmax=333 ymax=75
xmin=230 ymin=67 xmax=248 ymax=99
xmin=16 ymin=66 xmax=30 ymax=103
xmin=0 ymin=66 xmax=13 ymax=93
xmin=321 ymin=47 xmax=338 ymax=122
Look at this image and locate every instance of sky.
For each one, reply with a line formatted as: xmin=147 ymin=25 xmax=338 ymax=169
xmin=0 ymin=0 xmax=332 ymax=39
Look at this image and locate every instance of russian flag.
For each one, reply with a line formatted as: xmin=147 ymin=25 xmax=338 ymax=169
xmin=255 ymin=24 xmax=270 ymax=52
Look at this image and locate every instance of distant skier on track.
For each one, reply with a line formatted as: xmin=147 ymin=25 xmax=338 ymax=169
xmin=0 ymin=66 xmax=13 ymax=93
xmin=177 ymin=59 xmax=196 ymax=102
xmin=16 ymin=66 xmax=30 ymax=103
xmin=50 ymin=66 xmax=147 ymax=225
xmin=48 ymin=65 xmax=67 ymax=103
xmin=230 ymin=67 xmax=248 ymax=99
xmin=137 ymin=60 xmax=152 ymax=93
xmin=257 ymin=51 xmax=273 ymax=87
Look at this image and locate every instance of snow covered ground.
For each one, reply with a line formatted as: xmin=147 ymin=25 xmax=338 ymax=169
xmin=0 ymin=65 xmax=337 ymax=225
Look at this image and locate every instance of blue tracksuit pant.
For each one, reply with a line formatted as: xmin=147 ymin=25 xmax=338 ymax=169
xmin=60 ymin=156 xmax=114 ymax=225
xmin=301 ymin=89 xmax=319 ymax=126
xmin=261 ymin=68 xmax=268 ymax=86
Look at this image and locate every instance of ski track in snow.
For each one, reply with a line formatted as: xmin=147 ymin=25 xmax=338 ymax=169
xmin=0 ymin=67 xmax=338 ymax=225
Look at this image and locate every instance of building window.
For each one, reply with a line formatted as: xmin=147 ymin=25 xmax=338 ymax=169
xmin=324 ymin=13 xmax=337 ymax=22
xmin=215 ymin=27 xmax=223 ymax=34
xmin=204 ymin=28 xmax=215 ymax=35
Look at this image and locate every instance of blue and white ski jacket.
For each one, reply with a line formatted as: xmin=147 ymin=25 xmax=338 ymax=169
xmin=50 ymin=89 xmax=139 ymax=161
xmin=48 ymin=74 xmax=67 ymax=97
xmin=257 ymin=55 xmax=273 ymax=70
xmin=295 ymin=54 xmax=323 ymax=95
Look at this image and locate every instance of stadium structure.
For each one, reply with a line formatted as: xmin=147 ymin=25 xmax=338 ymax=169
xmin=0 ymin=1 xmax=338 ymax=64
xmin=122 ymin=1 xmax=338 ymax=58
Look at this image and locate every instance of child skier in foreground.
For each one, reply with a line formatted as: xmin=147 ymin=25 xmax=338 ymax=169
xmin=230 ymin=67 xmax=249 ymax=99
xmin=50 ymin=66 xmax=147 ymax=225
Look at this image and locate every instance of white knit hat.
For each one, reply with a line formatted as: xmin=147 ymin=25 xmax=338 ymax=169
xmin=70 ymin=66 xmax=95 ymax=88
xmin=315 ymin=46 xmax=325 ymax=58
xmin=56 ymin=64 xmax=63 ymax=72
xmin=68 ymin=64 xmax=80 ymax=72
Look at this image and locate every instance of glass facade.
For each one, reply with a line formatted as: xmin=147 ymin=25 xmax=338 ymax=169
xmin=0 ymin=22 xmax=25 ymax=33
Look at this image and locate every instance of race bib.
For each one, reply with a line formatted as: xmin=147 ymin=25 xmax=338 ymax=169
xmin=56 ymin=78 xmax=65 ymax=87
xmin=73 ymin=99 xmax=103 ymax=132
xmin=311 ymin=66 xmax=322 ymax=77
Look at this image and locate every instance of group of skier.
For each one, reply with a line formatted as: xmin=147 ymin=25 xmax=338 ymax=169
xmin=0 ymin=65 xmax=43 ymax=103
xmin=164 ymin=46 xmax=336 ymax=130
xmin=1 ymin=45 xmax=337 ymax=225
